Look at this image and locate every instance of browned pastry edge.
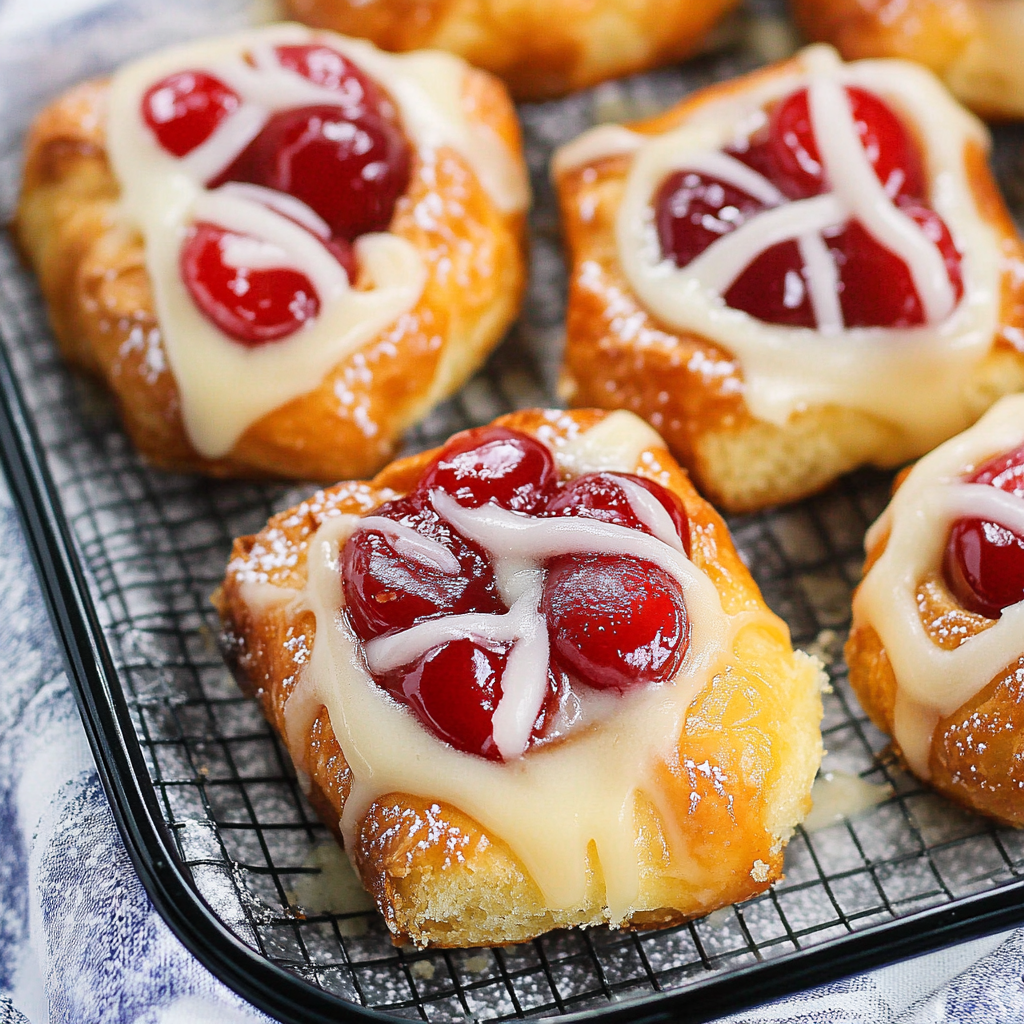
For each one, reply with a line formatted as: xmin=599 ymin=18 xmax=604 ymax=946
xmin=284 ymin=0 xmax=740 ymax=101
xmin=215 ymin=407 xmax=824 ymax=946
xmin=555 ymin=56 xmax=1024 ymax=513
xmin=15 ymin=66 xmax=526 ymax=480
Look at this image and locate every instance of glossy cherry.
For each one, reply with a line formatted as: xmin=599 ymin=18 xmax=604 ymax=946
xmin=380 ymin=640 xmax=505 ymax=760
xmin=215 ymin=104 xmax=411 ymax=241
xmin=724 ymin=239 xmax=816 ymax=328
xmin=827 ymin=205 xmax=963 ymax=329
xmin=768 ymin=86 xmax=926 ymax=201
xmin=180 ymin=222 xmax=319 ymax=344
xmin=543 ymin=555 xmax=689 ymax=692
xmin=274 ymin=44 xmax=394 ymax=119
xmin=420 ymin=426 xmax=560 ymax=514
xmin=143 ymin=71 xmax=240 ymax=158
xmin=545 ymin=472 xmax=690 ymax=555
xmin=342 ymin=492 xmax=501 ymax=641
xmin=655 ymin=171 xmax=767 ymax=271
xmin=943 ymin=442 xmax=1024 ymax=618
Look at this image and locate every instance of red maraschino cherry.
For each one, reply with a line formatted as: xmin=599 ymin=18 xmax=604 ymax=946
xmin=543 ymin=555 xmax=689 ymax=692
xmin=274 ymin=44 xmax=394 ymax=119
xmin=768 ymin=86 xmax=926 ymax=202
xmin=545 ymin=472 xmax=690 ymax=554
xmin=180 ymin=222 xmax=320 ymax=344
xmin=214 ymin=104 xmax=411 ymax=241
xmin=341 ymin=492 xmax=502 ymax=641
xmin=943 ymin=442 xmax=1024 ymax=618
xmin=142 ymin=71 xmax=240 ymax=158
xmin=420 ymin=426 xmax=560 ymax=514
xmin=380 ymin=640 xmax=505 ymax=760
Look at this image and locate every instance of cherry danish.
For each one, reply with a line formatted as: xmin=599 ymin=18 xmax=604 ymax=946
xmin=217 ymin=408 xmax=825 ymax=947
xmin=847 ymin=396 xmax=1024 ymax=827
xmin=17 ymin=26 xmax=527 ymax=481
xmin=555 ymin=47 xmax=1024 ymax=513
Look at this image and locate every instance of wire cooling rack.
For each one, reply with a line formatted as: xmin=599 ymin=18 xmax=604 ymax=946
xmin=5 ymin=2 xmax=1024 ymax=1022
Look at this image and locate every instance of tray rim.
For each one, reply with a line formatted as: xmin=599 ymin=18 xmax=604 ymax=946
xmin=1 ymin=329 xmax=1023 ymax=1024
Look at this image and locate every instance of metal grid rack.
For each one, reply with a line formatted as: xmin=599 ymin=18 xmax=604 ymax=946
xmin=4 ymin=4 xmax=1024 ymax=1020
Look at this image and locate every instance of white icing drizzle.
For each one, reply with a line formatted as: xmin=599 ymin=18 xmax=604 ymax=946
xmin=284 ymin=412 xmax=768 ymax=920
xmin=855 ymin=393 xmax=1024 ymax=777
xmin=684 ymin=194 xmax=846 ymax=294
xmin=106 ymin=25 xmax=527 ymax=459
xmin=552 ymin=124 xmax=643 ymax=179
xmin=616 ymin=474 xmax=686 ymax=553
xmin=807 ymin=74 xmax=954 ymax=325
xmin=216 ymin=182 xmax=333 ymax=239
xmin=352 ymin=516 xmax=461 ymax=574
xmin=556 ymin=45 xmax=1000 ymax=460
xmin=797 ymin=230 xmax=843 ymax=334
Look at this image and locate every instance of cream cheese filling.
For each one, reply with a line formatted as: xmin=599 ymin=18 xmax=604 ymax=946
xmin=554 ymin=45 xmax=1001 ymax=463
xmin=280 ymin=412 xmax=774 ymax=921
xmin=855 ymin=393 xmax=1024 ymax=777
xmin=106 ymin=25 xmax=528 ymax=459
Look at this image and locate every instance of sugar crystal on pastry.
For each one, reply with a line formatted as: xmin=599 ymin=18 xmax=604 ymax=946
xmin=216 ymin=408 xmax=824 ymax=946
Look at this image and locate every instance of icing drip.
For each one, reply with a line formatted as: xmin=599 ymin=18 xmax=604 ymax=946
xmin=106 ymin=25 xmax=527 ymax=459
xmin=856 ymin=394 xmax=1024 ymax=777
xmin=285 ymin=413 xmax=763 ymax=919
xmin=806 ymin=74 xmax=954 ymax=324
xmin=557 ymin=45 xmax=1000 ymax=459
xmin=352 ymin=517 xmax=461 ymax=574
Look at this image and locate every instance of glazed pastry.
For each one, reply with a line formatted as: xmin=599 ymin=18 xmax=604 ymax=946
xmin=283 ymin=0 xmax=738 ymax=100
xmin=848 ymin=394 xmax=1024 ymax=826
xmin=216 ymin=408 xmax=823 ymax=946
xmin=792 ymin=0 xmax=1024 ymax=120
xmin=15 ymin=25 xmax=528 ymax=480
xmin=554 ymin=45 xmax=1024 ymax=513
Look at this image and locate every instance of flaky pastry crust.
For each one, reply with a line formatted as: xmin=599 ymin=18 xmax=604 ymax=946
xmin=215 ymin=408 xmax=823 ymax=947
xmin=284 ymin=0 xmax=738 ymax=100
xmin=555 ymin=58 xmax=1024 ymax=513
xmin=847 ymin=510 xmax=1024 ymax=827
xmin=15 ymin=70 xmax=526 ymax=480
xmin=792 ymin=0 xmax=1024 ymax=120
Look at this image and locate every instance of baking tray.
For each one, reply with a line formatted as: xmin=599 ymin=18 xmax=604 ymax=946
xmin=4 ymin=1 xmax=1024 ymax=1022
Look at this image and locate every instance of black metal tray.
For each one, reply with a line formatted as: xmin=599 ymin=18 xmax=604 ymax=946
xmin=3 ymin=2 xmax=1024 ymax=1022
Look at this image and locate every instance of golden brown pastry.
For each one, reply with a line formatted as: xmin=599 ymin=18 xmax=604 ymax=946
xmin=284 ymin=0 xmax=739 ymax=100
xmin=216 ymin=407 xmax=824 ymax=947
xmin=847 ymin=394 xmax=1024 ymax=826
xmin=792 ymin=0 xmax=1024 ymax=119
xmin=15 ymin=25 xmax=528 ymax=480
xmin=554 ymin=45 xmax=1024 ymax=513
